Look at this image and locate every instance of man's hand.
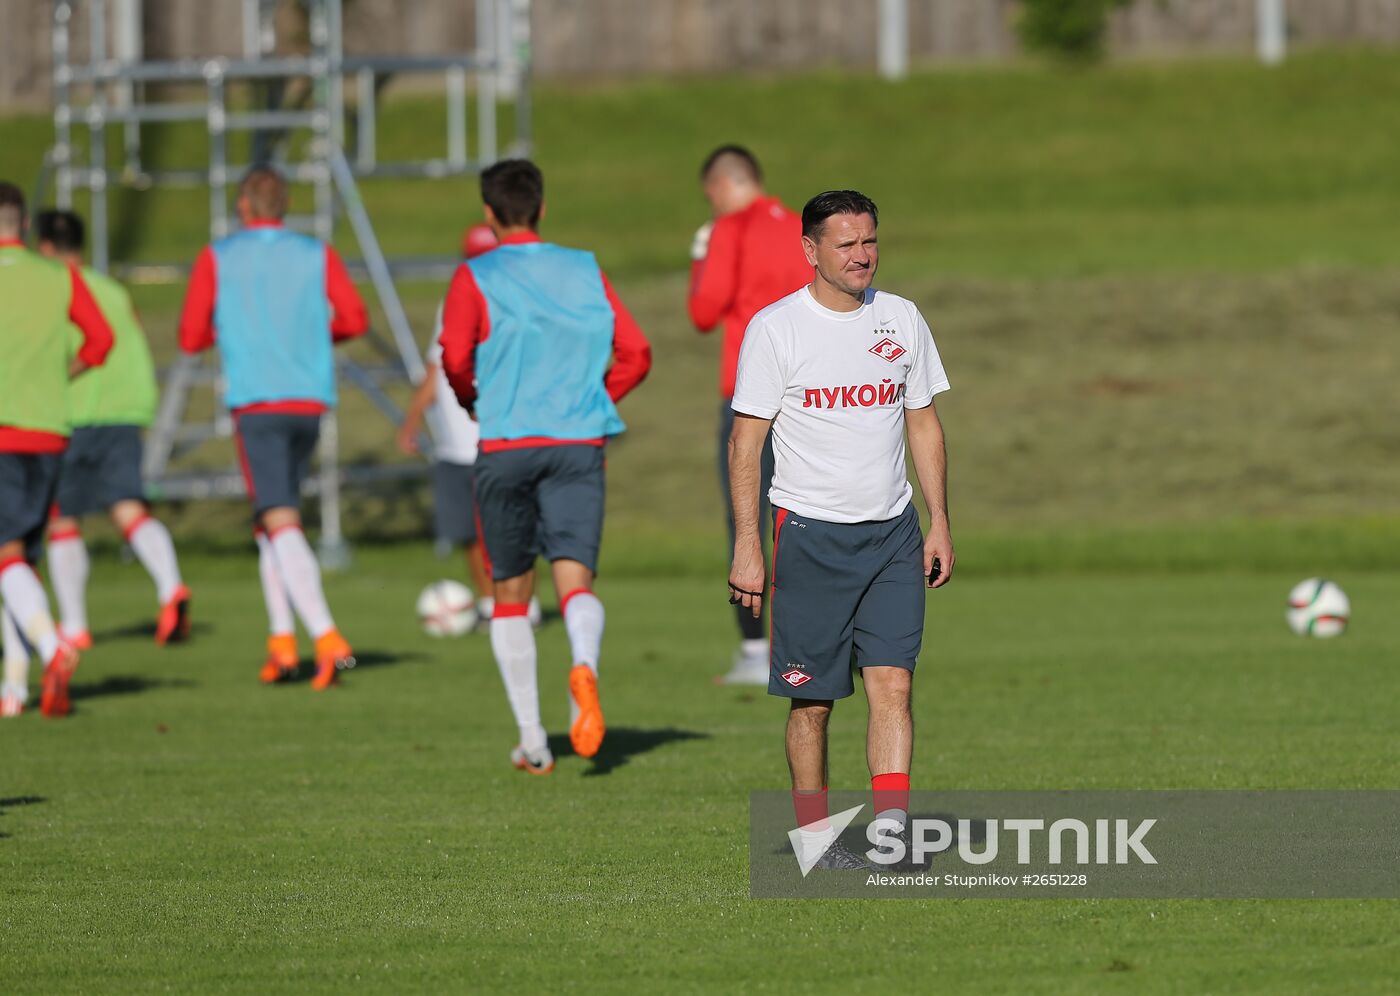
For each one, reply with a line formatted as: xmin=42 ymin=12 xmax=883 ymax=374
xmin=395 ymin=422 xmax=420 ymax=456
xmin=68 ymin=358 xmax=90 ymax=379
xmin=924 ymin=515 xmax=954 ymax=589
xmin=729 ymin=535 xmax=766 ymax=619
xmin=690 ymin=221 xmax=714 ymax=262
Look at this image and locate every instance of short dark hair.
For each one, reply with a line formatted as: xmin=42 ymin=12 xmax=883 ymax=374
xmin=700 ymin=144 xmax=762 ymax=183
xmin=801 ymin=189 xmax=879 ymax=240
xmin=480 ymin=159 xmax=544 ymax=228
xmin=36 ymin=209 xmax=85 ymax=251
xmin=0 ymin=180 xmax=26 ymax=234
xmin=239 ymin=164 xmax=288 ymax=219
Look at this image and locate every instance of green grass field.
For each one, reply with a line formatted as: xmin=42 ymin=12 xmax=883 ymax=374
xmin=3 ymin=552 xmax=1399 ymax=992
xmin=3 ymin=47 xmax=1400 ymax=992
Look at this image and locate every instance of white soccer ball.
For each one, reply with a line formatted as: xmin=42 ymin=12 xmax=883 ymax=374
xmin=1286 ymin=578 xmax=1350 ymax=638
xmin=417 ymin=580 xmax=478 ymax=637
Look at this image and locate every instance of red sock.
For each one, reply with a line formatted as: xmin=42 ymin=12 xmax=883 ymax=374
xmin=791 ymin=787 xmax=829 ymax=831
xmin=872 ymin=772 xmax=910 ymax=822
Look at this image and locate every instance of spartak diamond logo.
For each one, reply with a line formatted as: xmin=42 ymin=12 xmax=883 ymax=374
xmin=870 ymin=338 xmax=906 ymax=362
xmin=782 ymin=669 xmax=812 ymax=687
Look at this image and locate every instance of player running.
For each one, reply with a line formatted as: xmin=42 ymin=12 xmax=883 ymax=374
xmin=439 ymin=159 xmax=651 ymax=774
xmin=397 ymin=225 xmax=498 ymax=622
xmin=178 ymin=165 xmax=369 ymax=690
xmin=727 ymin=190 xmax=953 ymax=870
xmin=688 ymin=145 xmax=810 ymax=685
xmin=0 ymin=181 xmax=113 ymax=718
xmin=33 ymin=210 xmax=191 ymax=651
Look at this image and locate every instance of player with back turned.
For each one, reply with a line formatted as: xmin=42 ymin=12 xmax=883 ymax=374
xmin=34 ymin=210 xmax=192 ymax=653
xmin=688 ymin=145 xmax=810 ymax=685
xmin=439 ymin=159 xmax=651 ymax=774
xmin=0 ymin=181 xmax=113 ymax=718
xmin=178 ymin=165 xmax=369 ymax=690
xmin=728 ymin=190 xmax=954 ymax=870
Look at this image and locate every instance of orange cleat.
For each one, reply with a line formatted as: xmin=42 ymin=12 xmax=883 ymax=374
xmin=510 ymin=745 xmax=555 ymax=775
xmin=311 ymin=629 xmax=354 ymax=691
xmin=568 ymin=664 xmax=605 ymax=758
xmin=155 ymin=585 xmax=192 ymax=646
xmin=39 ymin=642 xmax=79 ymax=718
xmin=259 ymin=634 xmax=300 ymax=684
xmin=1 ymin=690 xmax=25 ymax=718
xmin=63 ymin=630 xmax=93 ymax=651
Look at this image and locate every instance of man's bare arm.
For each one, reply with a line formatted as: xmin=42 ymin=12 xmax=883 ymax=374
xmin=905 ymin=401 xmax=954 ymax=588
xmin=727 ymin=411 xmax=774 ymax=617
xmin=395 ymin=363 xmax=441 ymax=455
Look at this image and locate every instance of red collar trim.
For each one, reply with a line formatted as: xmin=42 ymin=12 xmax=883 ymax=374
xmin=500 ymin=231 xmax=543 ymax=246
xmin=243 ymin=219 xmax=284 ymax=230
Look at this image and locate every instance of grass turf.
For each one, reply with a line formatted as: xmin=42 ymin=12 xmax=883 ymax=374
xmin=2 ymin=547 xmax=1398 ymax=993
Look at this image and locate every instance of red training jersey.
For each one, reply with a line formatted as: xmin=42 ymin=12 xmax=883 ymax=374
xmin=176 ymin=219 xmax=369 ymax=417
xmin=0 ymin=241 xmax=114 ymax=453
xmin=687 ymin=195 xmax=810 ymax=398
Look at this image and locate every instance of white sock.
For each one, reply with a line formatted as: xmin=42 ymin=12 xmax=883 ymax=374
xmin=127 ymin=516 xmax=183 ymax=603
xmin=563 ymin=591 xmax=604 ymax=672
xmin=798 ymin=825 xmax=838 ymax=864
xmin=0 ymin=563 xmax=60 ymax=661
xmin=47 ymin=532 xmax=90 ymax=638
xmin=268 ymin=526 xmax=335 ymax=639
xmin=255 ymin=531 xmax=296 ymax=636
xmin=489 ymin=612 xmax=545 ymax=752
xmin=741 ymin=637 xmax=768 ymax=660
xmin=3 ymin=607 xmax=30 ymax=697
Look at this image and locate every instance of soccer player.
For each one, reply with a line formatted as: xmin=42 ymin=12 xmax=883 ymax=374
xmin=35 ymin=210 xmax=191 ymax=651
xmin=178 ymin=165 xmax=369 ymax=690
xmin=0 ymin=181 xmax=113 ymax=718
xmin=688 ymin=145 xmax=810 ymax=685
xmin=397 ymin=226 xmax=498 ymax=620
xmin=727 ymin=190 xmax=953 ymax=870
xmin=439 ymin=159 xmax=651 ymax=774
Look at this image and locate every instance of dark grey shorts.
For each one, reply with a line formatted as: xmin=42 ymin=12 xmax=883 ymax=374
xmin=769 ymin=504 xmax=925 ymax=701
xmin=55 ymin=424 xmax=146 ymax=518
xmin=473 ymin=444 xmax=605 ymax=581
xmin=433 ymin=460 xmax=478 ymax=545
xmin=0 ymin=452 xmax=62 ymax=564
xmin=234 ymin=412 xmax=321 ymax=515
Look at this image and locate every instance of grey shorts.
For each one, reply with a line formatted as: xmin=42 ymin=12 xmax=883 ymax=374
xmin=769 ymin=503 xmax=925 ymax=701
xmin=473 ymin=444 xmax=605 ymax=581
xmin=234 ymin=412 xmax=321 ymax=515
xmin=433 ymin=460 xmax=479 ymax=546
xmin=0 ymin=452 xmax=62 ymax=564
xmin=55 ymin=424 xmax=146 ymax=518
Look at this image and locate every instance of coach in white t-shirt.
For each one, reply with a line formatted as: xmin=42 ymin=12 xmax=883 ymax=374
xmin=728 ymin=189 xmax=953 ymax=870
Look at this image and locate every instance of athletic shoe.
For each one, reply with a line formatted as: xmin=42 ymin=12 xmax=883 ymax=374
xmin=62 ymin=629 xmax=93 ymax=651
xmin=510 ymin=744 xmax=555 ymax=775
xmin=568 ymin=664 xmax=605 ymax=758
xmin=717 ymin=646 xmax=769 ymax=686
xmin=259 ymin=634 xmax=300 ymax=684
xmin=311 ymin=630 xmax=354 ymax=691
xmin=155 ymin=585 xmax=192 ymax=646
xmin=812 ymin=840 xmax=874 ymax=871
xmin=0 ymin=682 xmax=26 ymax=718
xmin=39 ymin=642 xmax=79 ymax=718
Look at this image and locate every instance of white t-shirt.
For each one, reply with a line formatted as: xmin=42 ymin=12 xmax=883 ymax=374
xmin=427 ymin=303 xmax=481 ymax=465
xmin=731 ymin=286 xmax=950 ymax=523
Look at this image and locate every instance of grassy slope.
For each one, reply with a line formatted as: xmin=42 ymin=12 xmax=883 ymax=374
xmin=3 ymin=49 xmax=1400 ymax=540
xmin=2 ymin=550 xmax=1398 ymax=993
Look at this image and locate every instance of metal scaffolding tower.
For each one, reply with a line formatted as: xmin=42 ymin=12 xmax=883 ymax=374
xmin=44 ymin=0 xmax=531 ymax=564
